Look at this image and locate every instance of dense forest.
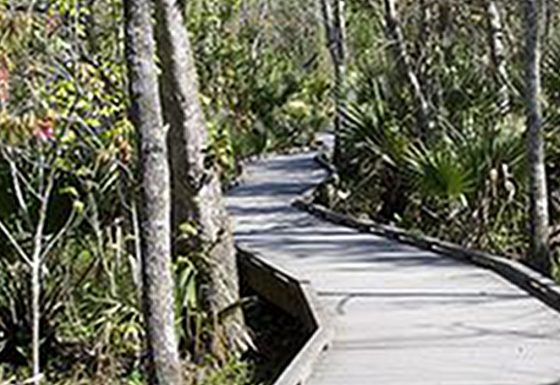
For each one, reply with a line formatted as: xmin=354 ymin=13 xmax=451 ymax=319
xmin=0 ymin=0 xmax=559 ymax=384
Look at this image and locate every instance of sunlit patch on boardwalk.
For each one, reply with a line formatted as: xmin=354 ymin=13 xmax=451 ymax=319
xmin=227 ymin=151 xmax=560 ymax=385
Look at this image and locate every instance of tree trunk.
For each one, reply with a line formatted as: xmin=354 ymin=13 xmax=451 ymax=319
xmin=383 ymin=0 xmax=430 ymax=137
xmin=320 ymin=0 xmax=346 ymax=164
xmin=542 ymin=0 xmax=552 ymax=47
xmin=30 ymin=172 xmax=51 ymax=385
xmin=332 ymin=0 xmax=347 ymax=75
xmin=485 ymin=0 xmax=510 ymax=112
xmin=415 ymin=0 xmax=432 ymax=57
xmin=124 ymin=0 xmax=183 ymax=383
xmin=28 ymin=164 xmax=52 ymax=385
xmin=154 ymin=0 xmax=248 ymax=358
xmin=523 ymin=0 xmax=550 ymax=274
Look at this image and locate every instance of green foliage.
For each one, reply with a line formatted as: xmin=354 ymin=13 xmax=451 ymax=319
xmin=337 ymin=2 xmax=560 ymax=260
xmin=174 ymin=255 xmax=201 ymax=356
xmin=406 ymin=143 xmax=473 ymax=202
xmin=0 ymin=1 xmax=142 ymax=383
xmin=199 ymin=357 xmax=253 ymax=385
xmin=187 ymin=0 xmax=331 ymax=178
xmin=2 ymin=0 xmax=321 ymax=381
xmin=7 ymin=0 xmax=559 ymax=383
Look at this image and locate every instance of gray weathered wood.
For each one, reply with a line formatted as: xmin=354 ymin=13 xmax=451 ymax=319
xmin=227 ymin=150 xmax=560 ymax=385
xmin=238 ymin=247 xmax=332 ymax=385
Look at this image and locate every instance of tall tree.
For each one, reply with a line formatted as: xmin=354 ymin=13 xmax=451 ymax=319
xmin=154 ymin=0 xmax=248 ymax=356
xmin=320 ymin=0 xmax=347 ymax=163
xmin=383 ymin=0 xmax=430 ymax=137
xmin=416 ymin=0 xmax=431 ymax=54
xmin=123 ymin=0 xmax=183 ymax=383
xmin=484 ymin=0 xmax=510 ymax=112
xmin=523 ymin=0 xmax=550 ymax=273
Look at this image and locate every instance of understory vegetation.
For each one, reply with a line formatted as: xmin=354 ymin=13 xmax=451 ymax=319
xmin=0 ymin=0 xmax=327 ymax=383
xmin=329 ymin=1 xmax=560 ymax=277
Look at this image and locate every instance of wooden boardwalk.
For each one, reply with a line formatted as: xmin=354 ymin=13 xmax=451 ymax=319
xmin=227 ymin=151 xmax=560 ymax=385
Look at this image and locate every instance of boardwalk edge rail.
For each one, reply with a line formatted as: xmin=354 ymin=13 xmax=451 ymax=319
xmin=292 ymin=152 xmax=560 ymax=314
xmin=237 ymin=246 xmax=332 ymax=385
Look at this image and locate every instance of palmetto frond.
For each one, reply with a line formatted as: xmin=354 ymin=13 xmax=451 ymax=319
xmin=404 ymin=143 xmax=473 ymax=202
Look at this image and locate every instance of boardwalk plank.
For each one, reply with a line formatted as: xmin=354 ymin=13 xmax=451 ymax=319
xmin=227 ymin=152 xmax=560 ymax=385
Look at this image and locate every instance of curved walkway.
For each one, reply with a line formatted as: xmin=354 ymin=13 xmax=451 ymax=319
xmin=227 ymin=150 xmax=560 ymax=385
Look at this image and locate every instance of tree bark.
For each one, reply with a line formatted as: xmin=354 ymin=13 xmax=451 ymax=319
xmin=484 ymin=0 xmax=510 ymax=112
xmin=416 ymin=0 xmax=432 ymax=56
xmin=124 ymin=0 xmax=183 ymax=383
xmin=383 ymin=0 xmax=430 ymax=137
xmin=320 ymin=0 xmax=346 ymax=164
xmin=30 ymin=164 xmax=53 ymax=385
xmin=523 ymin=0 xmax=550 ymax=274
xmin=154 ymin=0 xmax=248 ymax=357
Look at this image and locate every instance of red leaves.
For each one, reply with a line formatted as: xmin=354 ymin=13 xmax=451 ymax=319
xmin=36 ymin=116 xmax=54 ymax=140
xmin=0 ymin=111 xmax=57 ymax=143
xmin=0 ymin=57 xmax=9 ymax=105
xmin=116 ymin=136 xmax=131 ymax=163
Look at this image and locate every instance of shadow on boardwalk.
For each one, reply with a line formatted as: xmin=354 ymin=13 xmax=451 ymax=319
xmin=227 ymin=151 xmax=560 ymax=385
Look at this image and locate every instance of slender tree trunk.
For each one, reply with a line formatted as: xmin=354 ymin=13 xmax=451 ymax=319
xmin=332 ymin=0 xmax=346 ymax=163
xmin=240 ymin=0 xmax=249 ymax=25
xmin=542 ymin=0 xmax=552 ymax=47
xmin=320 ymin=0 xmax=346 ymax=164
xmin=437 ymin=0 xmax=453 ymax=62
xmin=31 ymin=214 xmax=45 ymax=385
xmin=250 ymin=1 xmax=270 ymax=61
xmin=417 ymin=0 xmax=431 ymax=49
xmin=154 ymin=0 xmax=248 ymax=357
xmin=30 ymin=171 xmax=51 ymax=385
xmin=31 ymin=258 xmax=40 ymax=385
xmin=415 ymin=0 xmax=432 ymax=59
xmin=319 ymin=0 xmax=335 ymax=72
xmin=485 ymin=0 xmax=510 ymax=112
xmin=523 ymin=0 xmax=550 ymax=274
xmin=415 ymin=0 xmax=435 ymax=111
xmin=383 ymin=0 xmax=430 ymax=137
xmin=332 ymin=0 xmax=347 ymax=74
xmin=124 ymin=0 xmax=183 ymax=383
